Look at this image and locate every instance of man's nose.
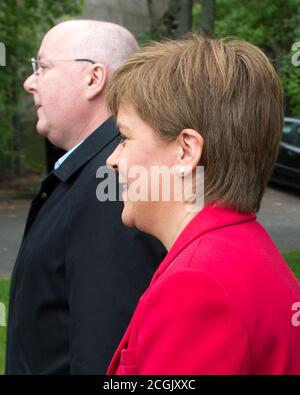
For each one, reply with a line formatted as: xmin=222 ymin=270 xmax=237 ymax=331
xmin=106 ymin=145 xmax=121 ymax=171
xmin=23 ymin=73 xmax=37 ymax=94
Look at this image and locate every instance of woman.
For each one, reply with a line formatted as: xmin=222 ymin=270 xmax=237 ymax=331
xmin=106 ymin=34 xmax=300 ymax=374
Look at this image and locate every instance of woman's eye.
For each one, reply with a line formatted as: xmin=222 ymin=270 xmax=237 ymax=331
xmin=119 ymin=134 xmax=128 ymax=146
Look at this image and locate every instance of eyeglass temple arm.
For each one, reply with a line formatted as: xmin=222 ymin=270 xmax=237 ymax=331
xmin=74 ymin=58 xmax=95 ymax=64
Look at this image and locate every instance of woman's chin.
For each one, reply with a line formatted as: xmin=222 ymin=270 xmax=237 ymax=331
xmin=121 ymin=208 xmax=135 ymax=228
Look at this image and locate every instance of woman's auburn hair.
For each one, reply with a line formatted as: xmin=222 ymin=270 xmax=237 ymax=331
xmin=107 ymin=33 xmax=284 ymax=213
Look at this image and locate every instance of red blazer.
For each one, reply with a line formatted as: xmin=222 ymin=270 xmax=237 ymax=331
xmin=107 ymin=205 xmax=300 ymax=374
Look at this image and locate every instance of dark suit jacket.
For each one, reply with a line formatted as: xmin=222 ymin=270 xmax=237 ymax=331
xmin=6 ymin=117 xmax=164 ymax=375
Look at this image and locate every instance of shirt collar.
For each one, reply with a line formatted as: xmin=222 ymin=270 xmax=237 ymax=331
xmin=52 ymin=117 xmax=119 ymax=182
xmin=54 ymin=141 xmax=83 ymax=170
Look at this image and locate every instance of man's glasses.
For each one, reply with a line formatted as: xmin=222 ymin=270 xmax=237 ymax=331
xmin=31 ymin=58 xmax=96 ymax=75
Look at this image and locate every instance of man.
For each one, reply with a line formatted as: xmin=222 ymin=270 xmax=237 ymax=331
xmin=6 ymin=20 xmax=164 ymax=375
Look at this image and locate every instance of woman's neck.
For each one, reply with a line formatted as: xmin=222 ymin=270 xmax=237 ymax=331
xmin=156 ymin=203 xmax=201 ymax=251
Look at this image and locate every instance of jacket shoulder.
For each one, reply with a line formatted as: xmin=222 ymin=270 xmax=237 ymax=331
xmin=135 ymin=269 xmax=250 ymax=374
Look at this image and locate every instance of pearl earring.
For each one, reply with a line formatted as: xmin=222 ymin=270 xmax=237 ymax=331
xmin=178 ymin=166 xmax=185 ymax=176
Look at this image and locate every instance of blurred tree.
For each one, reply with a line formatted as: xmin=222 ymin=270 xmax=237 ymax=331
xmin=214 ymin=0 xmax=299 ymax=68
xmin=147 ymin=0 xmax=193 ymax=39
xmin=146 ymin=0 xmax=300 ymax=115
xmin=280 ymin=46 xmax=300 ymax=115
xmin=193 ymin=0 xmax=300 ymax=115
xmin=192 ymin=0 xmax=216 ymax=35
xmin=0 ymin=0 xmax=83 ymax=178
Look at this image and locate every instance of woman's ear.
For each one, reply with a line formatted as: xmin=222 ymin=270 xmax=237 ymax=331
xmin=85 ymin=63 xmax=108 ymax=100
xmin=175 ymin=129 xmax=203 ymax=176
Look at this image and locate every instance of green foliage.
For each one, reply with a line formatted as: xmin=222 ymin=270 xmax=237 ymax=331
xmin=192 ymin=0 xmax=300 ymax=116
xmin=192 ymin=1 xmax=201 ymax=31
xmin=214 ymin=0 xmax=299 ymax=50
xmin=281 ymin=50 xmax=300 ymax=115
xmin=0 ymin=278 xmax=10 ymax=375
xmin=282 ymin=251 xmax=300 ymax=280
xmin=0 ymin=0 xmax=84 ymax=177
xmin=137 ymin=31 xmax=154 ymax=46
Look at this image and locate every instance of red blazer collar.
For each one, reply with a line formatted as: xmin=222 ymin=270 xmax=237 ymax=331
xmin=151 ymin=205 xmax=256 ymax=284
xmin=107 ymin=204 xmax=256 ymax=374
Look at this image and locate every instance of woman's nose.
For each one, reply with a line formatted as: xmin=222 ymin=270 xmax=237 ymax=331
xmin=106 ymin=145 xmax=120 ymax=171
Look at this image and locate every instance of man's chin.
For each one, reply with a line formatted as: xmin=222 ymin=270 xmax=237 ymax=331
xmin=36 ymin=121 xmax=49 ymax=138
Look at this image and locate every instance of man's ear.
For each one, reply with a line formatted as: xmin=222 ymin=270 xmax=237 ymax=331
xmin=175 ymin=129 xmax=204 ymax=176
xmin=85 ymin=63 xmax=108 ymax=100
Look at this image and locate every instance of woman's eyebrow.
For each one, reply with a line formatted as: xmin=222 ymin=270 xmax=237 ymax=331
xmin=117 ymin=123 xmax=130 ymax=131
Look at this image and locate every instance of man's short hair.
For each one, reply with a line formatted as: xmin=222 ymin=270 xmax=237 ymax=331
xmin=107 ymin=34 xmax=284 ymax=212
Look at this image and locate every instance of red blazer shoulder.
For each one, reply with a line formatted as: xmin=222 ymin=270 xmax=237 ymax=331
xmin=107 ymin=206 xmax=300 ymax=375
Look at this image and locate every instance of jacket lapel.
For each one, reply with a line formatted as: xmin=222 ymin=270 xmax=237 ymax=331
xmin=107 ymin=206 xmax=256 ymax=374
xmin=151 ymin=205 xmax=256 ymax=284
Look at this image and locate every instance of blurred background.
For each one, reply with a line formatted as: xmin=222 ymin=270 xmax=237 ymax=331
xmin=2 ymin=0 xmax=300 ymax=187
xmin=0 ymin=0 xmax=300 ymax=373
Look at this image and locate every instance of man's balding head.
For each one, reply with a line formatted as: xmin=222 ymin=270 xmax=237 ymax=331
xmin=24 ymin=20 xmax=139 ymax=150
xmin=44 ymin=20 xmax=139 ymax=72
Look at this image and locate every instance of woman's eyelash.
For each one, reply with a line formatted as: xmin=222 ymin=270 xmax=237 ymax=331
xmin=119 ymin=134 xmax=128 ymax=144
